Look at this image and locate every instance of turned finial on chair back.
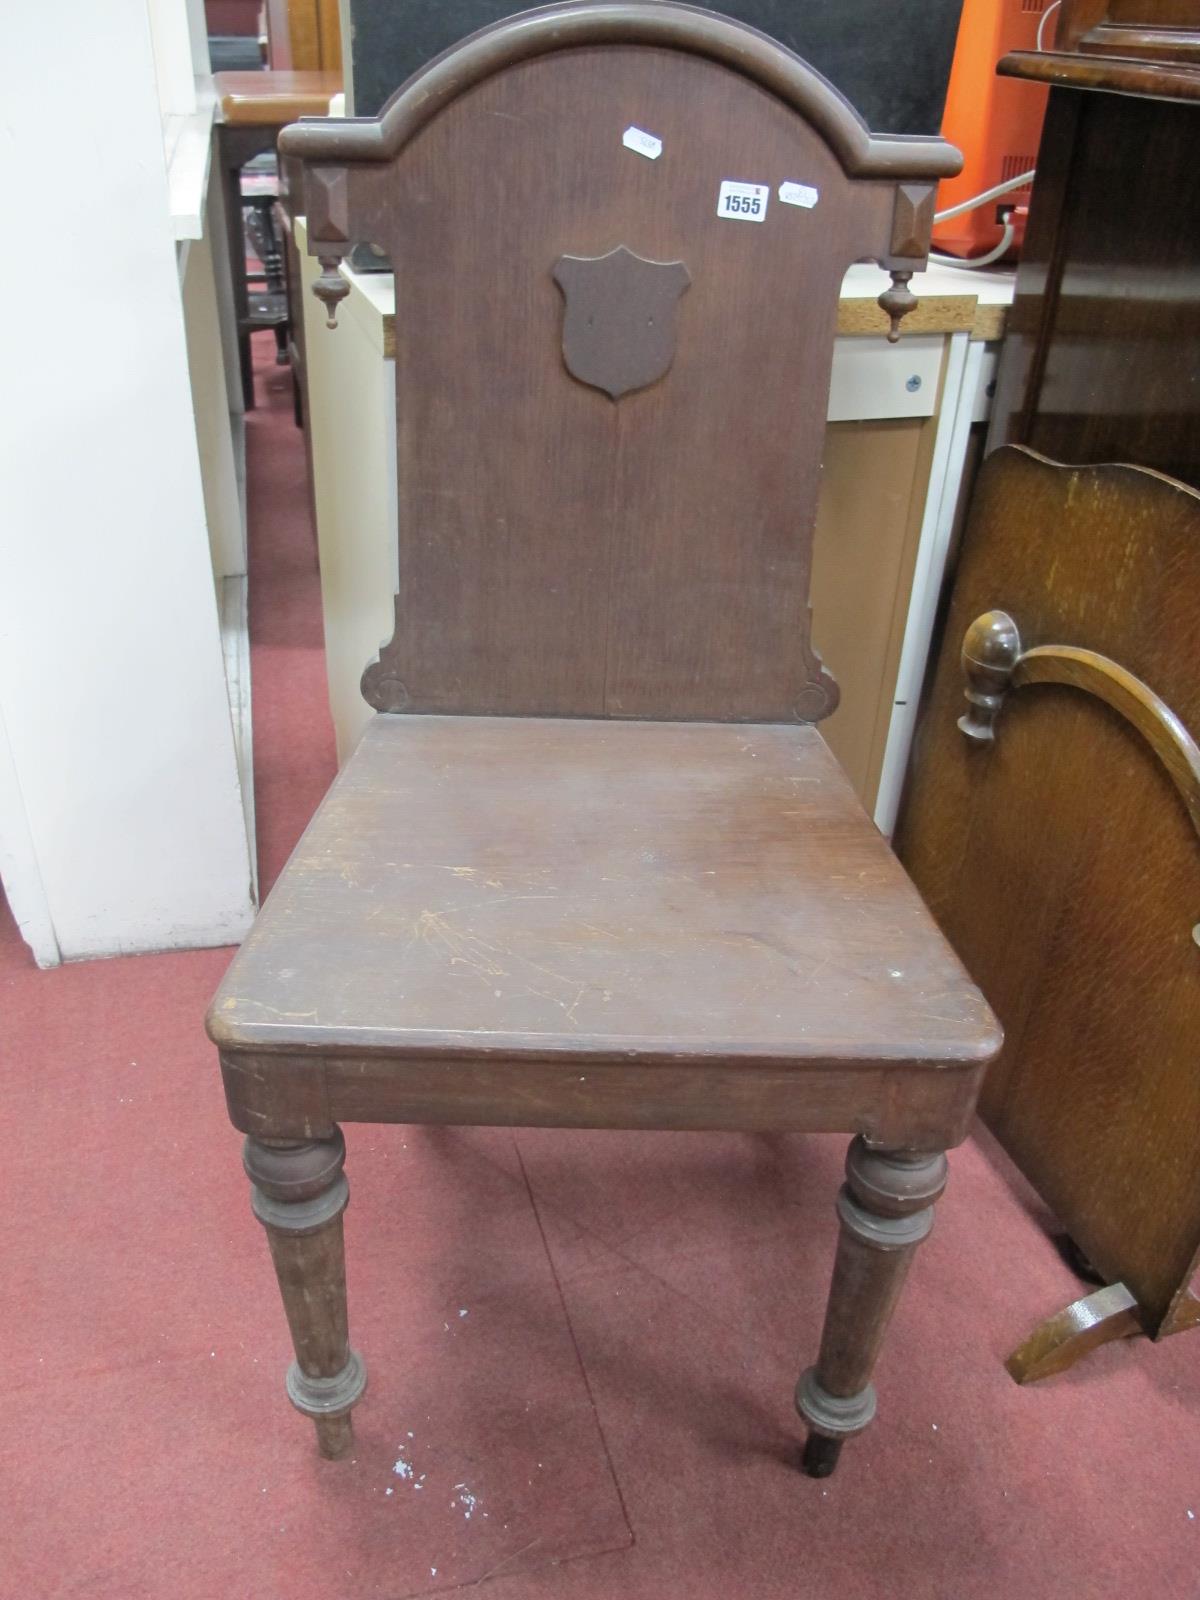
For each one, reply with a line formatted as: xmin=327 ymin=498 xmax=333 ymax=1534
xmin=281 ymin=0 xmax=960 ymax=723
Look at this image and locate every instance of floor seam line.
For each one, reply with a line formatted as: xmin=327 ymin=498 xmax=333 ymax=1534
xmin=512 ymin=1135 xmax=637 ymax=1555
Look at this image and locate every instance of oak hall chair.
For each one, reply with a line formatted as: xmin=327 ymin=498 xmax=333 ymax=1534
xmin=207 ymin=0 xmax=1001 ymax=1480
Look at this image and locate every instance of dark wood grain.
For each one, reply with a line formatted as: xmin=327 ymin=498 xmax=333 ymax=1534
xmin=935 ymin=5 xmax=1200 ymax=1370
xmin=211 ymin=2 xmax=995 ymax=1477
xmin=1056 ymin=0 xmax=1200 ymax=57
xmin=896 ymin=446 xmax=1200 ymax=1334
xmin=334 ymin=42 xmax=918 ymax=722
xmin=305 ymin=39 xmax=952 ymax=723
xmin=987 ymin=82 xmax=1200 ymax=488
xmin=798 ymin=1139 xmax=948 ymax=1474
xmin=223 ymin=1046 xmax=985 ymax=1152
xmin=285 ymin=2 xmax=961 ymax=725
xmin=210 ymin=715 xmax=997 ymax=1071
xmin=998 ymin=47 xmax=1200 ymax=96
xmin=553 ymin=246 xmax=690 ymax=400
xmin=242 ymin=1132 xmax=366 ymax=1456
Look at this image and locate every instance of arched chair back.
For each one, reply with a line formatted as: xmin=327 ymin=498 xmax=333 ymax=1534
xmin=282 ymin=0 xmax=960 ymax=723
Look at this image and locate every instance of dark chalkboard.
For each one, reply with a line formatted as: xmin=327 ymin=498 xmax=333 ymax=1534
xmin=346 ymin=1 xmax=963 ymax=134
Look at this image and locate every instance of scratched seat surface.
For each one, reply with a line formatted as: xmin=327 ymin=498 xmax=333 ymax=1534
xmin=208 ymin=714 xmax=998 ymax=1067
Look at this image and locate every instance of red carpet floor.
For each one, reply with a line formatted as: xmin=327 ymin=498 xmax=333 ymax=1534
xmin=4 ymin=337 xmax=1199 ymax=1600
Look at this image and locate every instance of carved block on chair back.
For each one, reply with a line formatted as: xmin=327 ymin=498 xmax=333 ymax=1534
xmin=207 ymin=0 xmax=999 ymax=1483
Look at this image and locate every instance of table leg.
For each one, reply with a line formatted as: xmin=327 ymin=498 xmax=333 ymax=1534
xmin=217 ymin=130 xmax=255 ymax=411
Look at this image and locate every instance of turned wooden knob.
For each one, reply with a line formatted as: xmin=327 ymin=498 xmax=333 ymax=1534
xmin=958 ymin=610 xmax=1021 ymax=743
xmin=877 ymin=270 xmax=918 ymax=342
xmin=314 ymin=254 xmax=351 ymax=329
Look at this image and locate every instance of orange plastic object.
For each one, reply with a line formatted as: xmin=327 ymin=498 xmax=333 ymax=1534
xmin=933 ymin=0 xmax=1051 ymax=260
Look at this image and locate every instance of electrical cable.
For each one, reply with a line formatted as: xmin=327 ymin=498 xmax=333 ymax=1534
xmin=929 ymin=218 xmax=1015 ymax=269
xmin=1037 ymin=0 xmax=1062 ymax=52
xmin=934 ymin=170 xmax=1036 ymax=223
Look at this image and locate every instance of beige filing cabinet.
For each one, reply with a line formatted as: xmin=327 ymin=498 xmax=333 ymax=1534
xmin=295 ymin=218 xmax=1010 ymax=831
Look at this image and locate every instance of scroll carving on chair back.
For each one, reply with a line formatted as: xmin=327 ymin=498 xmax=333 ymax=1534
xmin=281 ymin=0 xmax=959 ymax=722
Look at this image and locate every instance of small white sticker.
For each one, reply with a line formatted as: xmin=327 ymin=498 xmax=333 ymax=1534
xmin=622 ymin=125 xmax=663 ymax=160
xmin=779 ymin=180 xmax=819 ymax=209
xmin=717 ymin=180 xmax=769 ymax=222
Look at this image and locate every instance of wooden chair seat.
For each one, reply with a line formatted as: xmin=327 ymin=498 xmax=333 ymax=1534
xmin=212 ymin=714 xmax=995 ymax=1096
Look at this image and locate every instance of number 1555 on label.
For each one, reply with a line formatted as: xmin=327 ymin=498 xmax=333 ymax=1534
xmin=717 ymin=180 xmax=769 ymax=222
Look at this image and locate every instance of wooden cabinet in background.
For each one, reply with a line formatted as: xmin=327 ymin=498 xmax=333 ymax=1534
xmin=897 ymin=445 xmax=1200 ymax=1377
xmin=988 ymin=0 xmax=1200 ymax=488
xmin=264 ymin=0 xmax=343 ymax=73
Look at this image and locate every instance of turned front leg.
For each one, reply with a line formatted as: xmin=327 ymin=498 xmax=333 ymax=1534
xmin=797 ymin=1136 xmax=947 ymax=1477
xmin=243 ymin=1129 xmax=367 ymax=1458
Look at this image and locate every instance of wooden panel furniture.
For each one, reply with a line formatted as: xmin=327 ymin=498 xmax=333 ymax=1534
xmin=987 ymin=0 xmax=1200 ymax=488
xmin=216 ymin=68 xmax=344 ymax=125
xmin=208 ymin=0 xmax=1000 ymax=1480
xmin=214 ymin=69 xmax=342 ymax=408
xmin=904 ymin=0 xmax=1200 ymax=1379
xmin=1032 ymin=0 xmax=1200 ymax=65
xmin=264 ymin=0 xmax=343 ymax=73
xmin=896 ymin=445 xmax=1200 ymax=1379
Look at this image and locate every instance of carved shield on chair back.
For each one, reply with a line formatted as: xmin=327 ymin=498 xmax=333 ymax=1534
xmin=553 ymin=246 xmax=690 ymax=400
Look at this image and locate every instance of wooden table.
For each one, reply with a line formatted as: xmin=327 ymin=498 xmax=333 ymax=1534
xmin=214 ymin=70 xmax=341 ymax=408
